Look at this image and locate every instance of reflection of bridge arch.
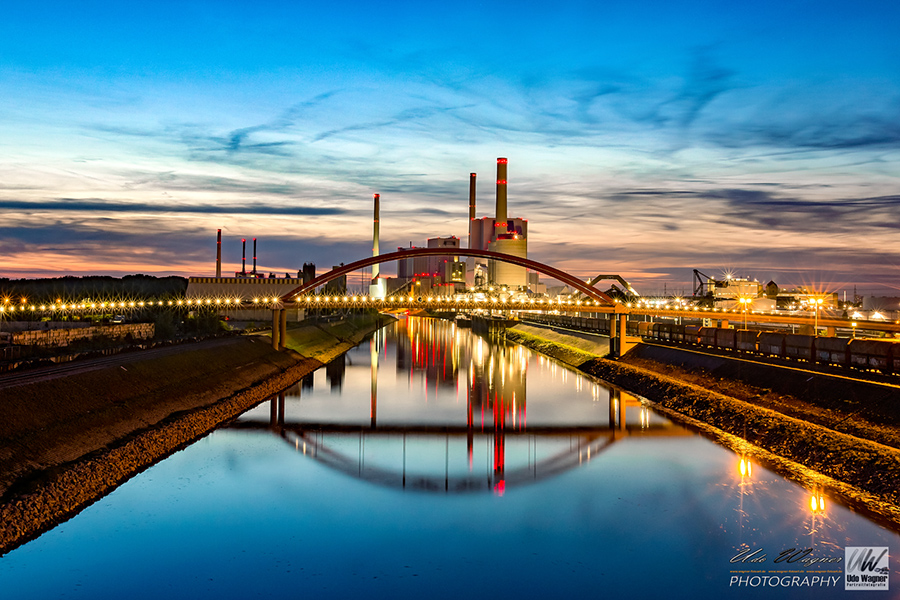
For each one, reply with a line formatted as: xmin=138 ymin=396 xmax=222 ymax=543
xmin=226 ymin=418 xmax=692 ymax=494
xmin=280 ymin=248 xmax=616 ymax=305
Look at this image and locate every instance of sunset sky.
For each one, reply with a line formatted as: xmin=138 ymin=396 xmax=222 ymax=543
xmin=2 ymin=0 xmax=899 ymax=294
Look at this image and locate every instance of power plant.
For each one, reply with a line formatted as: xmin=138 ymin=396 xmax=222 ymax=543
xmin=190 ymin=156 xmax=534 ymax=304
xmin=389 ymin=157 xmax=532 ymax=296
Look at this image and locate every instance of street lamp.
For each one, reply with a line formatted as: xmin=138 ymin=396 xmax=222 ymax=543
xmin=813 ymin=297 xmax=824 ymax=336
xmin=738 ymin=297 xmax=750 ymax=330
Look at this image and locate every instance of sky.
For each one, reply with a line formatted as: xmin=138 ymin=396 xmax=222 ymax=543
xmin=1 ymin=0 xmax=899 ymax=295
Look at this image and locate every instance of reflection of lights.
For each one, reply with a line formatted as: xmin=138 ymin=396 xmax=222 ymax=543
xmin=739 ymin=457 xmax=752 ymax=478
xmin=493 ymin=480 xmax=506 ymax=496
xmin=810 ymin=494 xmax=826 ymax=514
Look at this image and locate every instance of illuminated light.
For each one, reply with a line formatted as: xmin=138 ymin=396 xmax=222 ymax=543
xmin=50 ymin=304 xmax=56 ymax=310
xmin=128 ymin=302 xmax=135 ymax=307
xmin=205 ymin=299 xmax=211 ymax=304
xmin=30 ymin=305 xmax=35 ymax=310
xmin=177 ymin=300 xmax=183 ymax=306
xmin=224 ymin=299 xmax=231 ymax=305
xmin=810 ymin=496 xmax=818 ymax=512
xmin=254 ymin=298 xmax=260 ymax=303
xmin=305 ymin=297 xmax=311 ymax=302
xmin=496 ymin=179 xmax=507 ymax=185
xmin=138 ymin=301 xmax=145 ymax=307
xmin=215 ymin=299 xmax=222 ymax=304
xmin=497 ymin=158 xmax=507 ymax=164
xmin=343 ymin=296 xmax=349 ymax=302
xmin=187 ymin=300 xmax=193 ymax=305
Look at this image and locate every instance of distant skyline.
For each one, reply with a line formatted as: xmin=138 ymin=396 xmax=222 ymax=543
xmin=2 ymin=1 xmax=899 ymax=294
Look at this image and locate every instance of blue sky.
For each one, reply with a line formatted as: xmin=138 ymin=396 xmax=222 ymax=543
xmin=1 ymin=0 xmax=899 ymax=294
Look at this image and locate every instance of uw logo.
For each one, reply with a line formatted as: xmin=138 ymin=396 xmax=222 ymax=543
xmin=845 ymin=547 xmax=890 ymax=591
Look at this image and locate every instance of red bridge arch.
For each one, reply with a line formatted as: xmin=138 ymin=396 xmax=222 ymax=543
xmin=281 ymin=248 xmax=616 ymax=305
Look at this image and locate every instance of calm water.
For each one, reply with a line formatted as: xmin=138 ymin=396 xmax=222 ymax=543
xmin=1 ymin=317 xmax=898 ymax=599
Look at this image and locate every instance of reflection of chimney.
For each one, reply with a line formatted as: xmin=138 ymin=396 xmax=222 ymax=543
xmin=372 ymin=194 xmax=380 ymax=280
xmin=241 ymin=238 xmax=246 ymax=275
xmin=216 ymin=229 xmax=222 ymax=278
xmin=468 ymin=173 xmax=476 ymax=248
xmin=496 ymin=157 xmax=507 ymax=228
xmin=252 ymin=238 xmax=257 ymax=275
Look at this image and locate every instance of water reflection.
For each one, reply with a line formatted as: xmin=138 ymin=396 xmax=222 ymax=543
xmin=232 ymin=317 xmax=686 ymax=495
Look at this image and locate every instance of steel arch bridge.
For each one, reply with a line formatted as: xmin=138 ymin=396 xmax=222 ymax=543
xmin=280 ymin=248 xmax=617 ymax=305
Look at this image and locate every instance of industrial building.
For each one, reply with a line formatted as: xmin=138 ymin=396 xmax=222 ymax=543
xmin=186 ymin=233 xmax=315 ymax=322
xmin=467 ymin=158 xmax=530 ymax=290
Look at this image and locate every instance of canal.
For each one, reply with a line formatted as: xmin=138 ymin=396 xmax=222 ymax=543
xmin=1 ymin=316 xmax=898 ymax=598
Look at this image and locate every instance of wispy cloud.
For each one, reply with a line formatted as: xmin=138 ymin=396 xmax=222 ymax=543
xmin=0 ymin=199 xmax=348 ymax=216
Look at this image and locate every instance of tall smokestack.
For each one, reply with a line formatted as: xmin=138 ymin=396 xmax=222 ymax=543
xmin=216 ymin=229 xmax=222 ymax=278
xmin=241 ymin=238 xmax=246 ymax=275
xmin=252 ymin=238 xmax=257 ymax=275
xmin=496 ymin=157 xmax=507 ymax=229
xmin=468 ymin=173 xmax=476 ymax=248
xmin=372 ymin=194 xmax=380 ymax=280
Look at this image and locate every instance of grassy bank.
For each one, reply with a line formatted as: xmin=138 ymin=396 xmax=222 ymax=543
xmin=506 ymin=323 xmax=900 ymax=528
xmin=0 ymin=314 xmax=388 ymax=555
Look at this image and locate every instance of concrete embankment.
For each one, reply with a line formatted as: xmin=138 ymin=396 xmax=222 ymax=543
xmin=0 ymin=313 xmax=389 ymax=555
xmin=506 ymin=323 xmax=900 ymax=528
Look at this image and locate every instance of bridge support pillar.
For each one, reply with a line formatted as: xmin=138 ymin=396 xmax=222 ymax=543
xmin=609 ymin=313 xmax=638 ymax=358
xmin=279 ymin=308 xmax=288 ymax=349
xmin=271 ymin=309 xmax=281 ymax=349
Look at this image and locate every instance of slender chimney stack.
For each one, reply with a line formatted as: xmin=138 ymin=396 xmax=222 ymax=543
xmin=468 ymin=173 xmax=476 ymax=248
xmin=241 ymin=238 xmax=246 ymax=275
xmin=496 ymin=157 xmax=508 ymax=229
xmin=216 ymin=229 xmax=222 ymax=278
xmin=252 ymin=238 xmax=257 ymax=275
xmin=372 ymin=194 xmax=380 ymax=280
